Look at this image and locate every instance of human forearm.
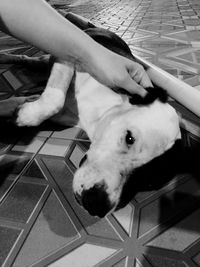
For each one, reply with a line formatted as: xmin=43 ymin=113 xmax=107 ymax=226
xmin=0 ymin=0 xmax=99 ymax=64
xmin=0 ymin=0 xmax=153 ymax=94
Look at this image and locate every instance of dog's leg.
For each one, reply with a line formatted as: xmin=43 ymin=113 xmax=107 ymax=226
xmin=16 ymin=61 xmax=74 ymax=126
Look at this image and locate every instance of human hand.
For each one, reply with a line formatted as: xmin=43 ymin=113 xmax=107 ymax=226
xmin=83 ymin=45 xmax=153 ymax=96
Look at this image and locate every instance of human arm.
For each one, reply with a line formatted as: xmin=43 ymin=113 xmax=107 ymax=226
xmin=0 ymin=0 xmax=152 ymax=95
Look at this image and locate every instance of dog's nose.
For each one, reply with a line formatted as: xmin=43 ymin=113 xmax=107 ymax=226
xmin=81 ymin=185 xmax=113 ymax=218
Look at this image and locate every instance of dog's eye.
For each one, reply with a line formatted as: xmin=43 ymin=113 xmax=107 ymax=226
xmin=125 ymin=130 xmax=135 ymax=147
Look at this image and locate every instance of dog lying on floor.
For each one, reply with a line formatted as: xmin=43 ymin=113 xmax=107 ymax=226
xmin=0 ymin=13 xmax=181 ymax=217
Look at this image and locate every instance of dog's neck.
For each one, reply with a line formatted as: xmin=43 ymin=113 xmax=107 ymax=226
xmin=75 ymin=72 xmax=128 ymax=140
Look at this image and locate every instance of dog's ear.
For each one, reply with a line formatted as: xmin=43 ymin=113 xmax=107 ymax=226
xmin=146 ymin=85 xmax=168 ymax=103
xmin=129 ymin=86 xmax=168 ymax=106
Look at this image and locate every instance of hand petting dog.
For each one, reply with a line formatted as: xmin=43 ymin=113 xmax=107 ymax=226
xmin=81 ymin=45 xmax=153 ymax=96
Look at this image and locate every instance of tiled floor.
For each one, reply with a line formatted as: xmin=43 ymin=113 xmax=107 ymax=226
xmin=0 ymin=0 xmax=200 ymax=266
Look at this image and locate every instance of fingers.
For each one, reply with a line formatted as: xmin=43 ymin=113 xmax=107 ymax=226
xmin=121 ymin=75 xmax=147 ymax=96
xmin=137 ymin=69 xmax=153 ymax=89
xmin=128 ymin=62 xmax=153 ymax=89
xmin=79 ymin=46 xmax=153 ymax=96
xmin=112 ymin=58 xmax=153 ymax=95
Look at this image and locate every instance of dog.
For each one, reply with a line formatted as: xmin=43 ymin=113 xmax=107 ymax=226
xmin=0 ymin=13 xmax=181 ymax=217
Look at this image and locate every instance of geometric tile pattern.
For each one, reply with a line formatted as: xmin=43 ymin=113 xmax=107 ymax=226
xmin=48 ymin=244 xmax=117 ymax=267
xmin=13 ymin=192 xmax=80 ymax=267
xmin=0 ymin=0 xmax=199 ymax=266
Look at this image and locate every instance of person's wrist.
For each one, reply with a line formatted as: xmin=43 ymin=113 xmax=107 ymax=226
xmin=77 ymin=40 xmax=101 ymax=72
xmin=80 ymin=41 xmax=110 ymax=79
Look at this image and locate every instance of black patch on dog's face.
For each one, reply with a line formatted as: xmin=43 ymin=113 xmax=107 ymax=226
xmin=116 ymin=138 xmax=200 ymax=210
xmin=129 ymin=85 xmax=168 ymax=106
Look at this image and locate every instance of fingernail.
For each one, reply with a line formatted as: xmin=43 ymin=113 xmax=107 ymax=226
xmin=138 ymin=86 xmax=147 ymax=97
xmin=141 ymin=79 xmax=153 ymax=89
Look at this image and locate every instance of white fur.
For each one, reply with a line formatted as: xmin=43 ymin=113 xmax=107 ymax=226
xmin=73 ymin=71 xmax=181 ymax=211
xmin=16 ymin=61 xmax=74 ymax=126
xmin=75 ymin=72 xmax=124 ymax=139
xmin=16 ymin=59 xmax=180 ymax=213
xmin=17 ymin=86 xmax=65 ymax=126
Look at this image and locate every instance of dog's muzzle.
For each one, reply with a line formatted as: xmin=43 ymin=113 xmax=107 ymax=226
xmin=74 ymin=183 xmax=114 ymax=218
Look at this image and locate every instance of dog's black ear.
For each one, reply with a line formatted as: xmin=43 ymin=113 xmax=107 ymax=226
xmin=146 ymin=85 xmax=168 ymax=103
xmin=129 ymin=85 xmax=168 ymax=106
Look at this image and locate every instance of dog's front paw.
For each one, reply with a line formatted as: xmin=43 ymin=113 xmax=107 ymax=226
xmin=16 ymin=87 xmax=65 ymax=126
xmin=16 ymin=101 xmax=45 ymax=126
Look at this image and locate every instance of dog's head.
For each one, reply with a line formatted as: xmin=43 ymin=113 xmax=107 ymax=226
xmin=73 ymin=98 xmax=181 ymax=217
xmin=71 ymin=26 xmax=181 ymax=217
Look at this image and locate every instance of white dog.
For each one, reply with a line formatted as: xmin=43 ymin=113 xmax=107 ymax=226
xmin=73 ymin=73 xmax=181 ymax=217
xmin=0 ymin=13 xmax=181 ymax=217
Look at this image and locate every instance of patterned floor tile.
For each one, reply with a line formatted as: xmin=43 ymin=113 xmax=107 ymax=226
xmin=146 ymin=255 xmax=187 ymax=267
xmin=147 ymin=208 xmax=200 ymax=251
xmin=113 ymin=204 xmax=134 ymax=235
xmin=0 ymin=179 xmax=14 ymax=201
xmin=193 ymin=252 xmax=200 ymax=266
xmin=51 ymin=126 xmax=81 ymax=140
xmin=39 ymin=138 xmax=72 ymax=156
xmin=0 ymin=226 xmax=21 ymax=266
xmin=113 ymin=257 xmax=128 ymax=267
xmin=138 ymin=177 xmax=200 ymax=238
xmin=0 ymin=181 xmax=46 ymax=223
xmin=48 ymin=243 xmax=117 ymax=267
xmin=0 ymin=153 xmax=31 ymax=177
xmin=36 ymin=130 xmax=53 ymax=138
xmin=138 ymin=24 xmax=185 ymax=35
xmin=164 ymin=30 xmax=200 ymax=43
xmin=22 ymin=159 xmax=46 ymax=180
xmin=3 ymin=71 xmax=23 ymax=90
xmin=69 ymin=144 xmax=86 ymax=168
xmin=0 ymin=0 xmax=200 ymax=266
xmin=13 ymin=191 xmax=79 ymax=267
xmin=129 ymin=37 xmax=188 ymax=55
xmin=12 ymin=136 xmax=46 ymax=153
